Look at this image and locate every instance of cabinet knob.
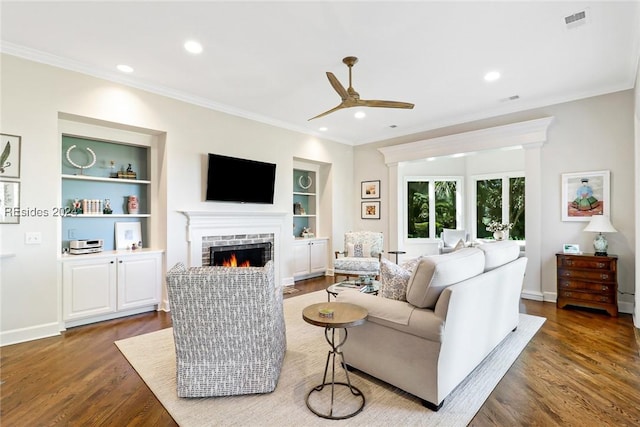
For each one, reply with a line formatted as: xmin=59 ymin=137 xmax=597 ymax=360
xmin=601 ymin=274 xmax=609 ymax=280
xmin=110 ymin=261 xmax=114 ymax=264
xmin=563 ymin=272 xmax=571 ymax=276
xmin=119 ymin=260 xmax=123 ymax=264
xmin=597 ymin=262 xmax=605 ymax=268
xmin=565 ymin=292 xmax=572 ymax=297
xmin=566 ymin=260 xmax=573 ymax=266
xmin=602 ymin=286 xmax=609 ymax=291
xmin=600 ymin=297 xmax=608 ymax=302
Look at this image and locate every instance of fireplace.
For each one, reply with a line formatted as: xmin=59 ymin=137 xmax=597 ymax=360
xmin=210 ymin=242 xmax=272 ymax=267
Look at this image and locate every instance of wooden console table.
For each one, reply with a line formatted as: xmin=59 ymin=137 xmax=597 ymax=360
xmin=556 ymin=252 xmax=618 ymax=317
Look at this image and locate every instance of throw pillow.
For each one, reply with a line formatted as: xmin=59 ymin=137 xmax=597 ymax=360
xmin=380 ymin=258 xmax=411 ymax=301
xmin=453 ymin=239 xmax=466 ymax=251
xmin=347 ymin=242 xmax=372 ymax=257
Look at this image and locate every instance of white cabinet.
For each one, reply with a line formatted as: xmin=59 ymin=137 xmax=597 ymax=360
xmin=293 ymin=238 xmax=328 ymax=280
xmin=62 ymin=250 xmax=162 ymax=327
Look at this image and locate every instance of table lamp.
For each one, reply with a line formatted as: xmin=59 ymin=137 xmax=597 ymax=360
xmin=583 ymin=215 xmax=617 ymax=256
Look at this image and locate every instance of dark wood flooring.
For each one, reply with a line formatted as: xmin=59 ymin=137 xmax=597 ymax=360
xmin=1 ymin=275 xmax=639 ymax=426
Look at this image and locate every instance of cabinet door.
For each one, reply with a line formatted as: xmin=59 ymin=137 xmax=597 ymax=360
xmin=292 ymin=242 xmax=310 ymax=277
xmin=63 ymin=258 xmax=117 ymax=321
xmin=117 ymin=253 xmax=161 ymax=310
xmin=309 ymin=239 xmax=328 ymax=273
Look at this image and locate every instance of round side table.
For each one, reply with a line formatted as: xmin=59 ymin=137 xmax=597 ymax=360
xmin=302 ymin=302 xmax=368 ymax=420
xmin=387 ymin=250 xmax=406 ymax=264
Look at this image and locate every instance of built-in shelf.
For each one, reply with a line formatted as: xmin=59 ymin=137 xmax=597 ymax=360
xmin=62 ymin=174 xmax=151 ymax=184
xmin=293 ymin=191 xmax=316 ymax=196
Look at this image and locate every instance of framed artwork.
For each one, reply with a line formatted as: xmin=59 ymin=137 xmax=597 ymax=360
xmin=115 ymin=221 xmax=142 ymax=249
xmin=0 ymin=181 xmax=20 ymax=224
xmin=0 ymin=134 xmax=21 ymax=179
xmin=561 ymin=170 xmax=609 ymax=221
xmin=562 ymin=244 xmax=581 ymax=254
xmin=361 ymin=180 xmax=380 ymax=199
xmin=361 ymin=201 xmax=380 ymax=219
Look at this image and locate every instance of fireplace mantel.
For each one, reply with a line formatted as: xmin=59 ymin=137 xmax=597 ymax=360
xmin=180 ymin=211 xmax=288 ymax=284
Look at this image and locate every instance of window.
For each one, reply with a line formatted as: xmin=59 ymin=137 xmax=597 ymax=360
xmin=406 ymin=177 xmax=463 ymax=239
xmin=473 ymin=173 xmax=525 ymax=240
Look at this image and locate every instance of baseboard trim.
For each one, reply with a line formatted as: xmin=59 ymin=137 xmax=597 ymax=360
xmin=521 ymin=290 xmax=544 ymax=301
xmin=0 ymin=322 xmax=60 ymax=347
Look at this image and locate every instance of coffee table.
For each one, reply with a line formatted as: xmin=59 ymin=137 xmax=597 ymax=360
xmin=302 ymin=302 xmax=368 ymax=419
xmin=326 ymin=280 xmax=380 ymax=301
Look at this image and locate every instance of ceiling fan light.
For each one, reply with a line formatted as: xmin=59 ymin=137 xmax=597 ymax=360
xmin=484 ymin=70 xmax=501 ymax=82
xmin=354 ymin=111 xmax=366 ymax=119
xmin=116 ymin=64 xmax=134 ymax=73
xmin=319 ymin=127 xmax=328 ymax=131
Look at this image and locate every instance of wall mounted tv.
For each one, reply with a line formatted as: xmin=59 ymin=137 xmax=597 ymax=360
xmin=206 ymin=153 xmax=276 ymax=204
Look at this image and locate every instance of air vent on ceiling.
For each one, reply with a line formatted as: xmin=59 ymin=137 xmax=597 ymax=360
xmin=500 ymin=95 xmax=520 ymax=102
xmin=564 ymin=10 xmax=588 ymax=29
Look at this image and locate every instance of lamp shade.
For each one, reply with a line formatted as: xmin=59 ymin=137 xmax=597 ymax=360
xmin=583 ymin=215 xmax=617 ymax=233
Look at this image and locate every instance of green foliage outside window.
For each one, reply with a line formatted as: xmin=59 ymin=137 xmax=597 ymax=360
xmin=476 ymin=177 xmax=525 ymax=240
xmin=407 ymin=180 xmax=457 ymax=239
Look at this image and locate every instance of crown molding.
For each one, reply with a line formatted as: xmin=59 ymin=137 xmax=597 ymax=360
xmin=378 ymin=117 xmax=554 ymax=165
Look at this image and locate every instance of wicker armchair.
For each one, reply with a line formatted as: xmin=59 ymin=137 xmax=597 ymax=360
xmin=333 ymin=231 xmax=384 ymax=282
xmin=165 ymin=260 xmax=286 ymax=397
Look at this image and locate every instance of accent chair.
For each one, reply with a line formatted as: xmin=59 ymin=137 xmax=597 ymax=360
xmin=333 ymin=231 xmax=384 ymax=282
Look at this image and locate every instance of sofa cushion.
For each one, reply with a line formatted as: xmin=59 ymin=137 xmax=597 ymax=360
xmin=405 ymin=248 xmax=485 ymax=309
xmin=380 ymin=258 xmax=411 ymax=301
xmin=477 ymin=240 xmax=520 ymax=271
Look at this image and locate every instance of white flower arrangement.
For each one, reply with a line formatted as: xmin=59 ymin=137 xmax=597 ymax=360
xmin=486 ymin=221 xmax=514 ymax=232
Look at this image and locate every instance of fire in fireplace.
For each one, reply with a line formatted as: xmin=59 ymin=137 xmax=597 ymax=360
xmin=210 ymin=242 xmax=272 ymax=267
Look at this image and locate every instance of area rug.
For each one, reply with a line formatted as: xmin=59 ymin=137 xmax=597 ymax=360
xmin=115 ymin=291 xmax=545 ymax=426
xmin=282 ymin=285 xmax=300 ymax=295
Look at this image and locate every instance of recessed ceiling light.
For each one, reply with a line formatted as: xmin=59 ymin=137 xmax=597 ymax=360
xmin=184 ymin=40 xmax=203 ymax=55
xmin=116 ymin=64 xmax=134 ymax=73
xmin=319 ymin=127 xmax=328 ymax=132
xmin=354 ymin=111 xmax=366 ymax=119
xmin=484 ymin=71 xmax=501 ymax=82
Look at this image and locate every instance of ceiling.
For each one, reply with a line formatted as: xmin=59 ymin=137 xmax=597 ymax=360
xmin=1 ymin=1 xmax=639 ymax=146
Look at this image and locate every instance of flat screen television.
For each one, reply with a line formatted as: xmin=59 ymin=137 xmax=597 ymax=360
xmin=206 ymin=153 xmax=276 ymax=204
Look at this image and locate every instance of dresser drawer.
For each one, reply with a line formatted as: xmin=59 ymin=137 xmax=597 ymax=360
xmin=557 ymin=268 xmax=615 ymax=282
xmin=558 ymin=290 xmax=615 ymax=304
xmin=558 ymin=257 xmax=614 ymax=270
xmin=557 ymin=279 xmax=615 ymax=294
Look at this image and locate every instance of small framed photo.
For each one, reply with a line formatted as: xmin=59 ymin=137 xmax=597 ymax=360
xmin=361 ymin=201 xmax=380 ymax=220
xmin=0 ymin=134 xmax=21 ymax=179
xmin=561 ymin=170 xmax=609 ymax=221
xmin=115 ymin=221 xmax=142 ymax=250
xmin=563 ymin=244 xmax=581 ymax=254
xmin=0 ymin=181 xmax=20 ymax=224
xmin=361 ymin=180 xmax=380 ymax=199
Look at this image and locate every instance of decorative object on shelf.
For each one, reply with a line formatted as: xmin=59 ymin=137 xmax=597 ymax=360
xmin=72 ymin=198 xmax=82 ymax=214
xmin=318 ymin=308 xmax=334 ymax=318
xmin=103 ymin=198 xmax=112 ymax=214
xmin=117 ymin=163 xmax=137 ymax=179
xmin=298 ymin=174 xmax=312 ymax=190
xmin=115 ymin=221 xmax=142 ymax=250
xmin=361 ymin=201 xmax=380 ymax=219
xmin=562 ymin=244 xmax=581 ymax=254
xmin=486 ymin=221 xmax=513 ymax=240
xmin=583 ymin=215 xmax=617 ymax=256
xmin=301 ymin=227 xmax=314 ymax=238
xmin=66 ymin=144 xmax=96 ymax=175
xmin=109 ymin=160 xmax=117 ymax=178
xmin=561 ymin=170 xmax=609 ymax=221
xmin=361 ymin=180 xmax=380 ymax=199
xmin=0 ymin=134 xmax=21 ymax=178
xmin=294 ymin=202 xmax=302 ymax=215
xmin=127 ymin=195 xmax=139 ymax=214
xmin=0 ymin=181 xmax=20 ymax=224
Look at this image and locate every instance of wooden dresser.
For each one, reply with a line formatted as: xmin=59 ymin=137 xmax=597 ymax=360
xmin=556 ymin=252 xmax=618 ymax=316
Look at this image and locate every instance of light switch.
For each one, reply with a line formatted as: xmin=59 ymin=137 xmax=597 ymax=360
xmin=25 ymin=232 xmax=42 ymax=245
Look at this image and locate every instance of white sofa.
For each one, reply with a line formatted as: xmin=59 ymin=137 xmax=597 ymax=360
xmin=336 ymin=240 xmax=526 ymax=410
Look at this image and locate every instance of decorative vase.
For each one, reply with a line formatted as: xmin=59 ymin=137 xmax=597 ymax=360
xmin=127 ymin=195 xmax=139 ymax=215
xmin=493 ymin=230 xmax=506 ymax=241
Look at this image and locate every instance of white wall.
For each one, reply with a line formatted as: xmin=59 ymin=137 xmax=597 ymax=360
xmin=634 ymin=61 xmax=640 ymax=328
xmin=0 ymin=54 xmax=354 ymax=344
xmin=356 ymin=91 xmax=636 ymax=314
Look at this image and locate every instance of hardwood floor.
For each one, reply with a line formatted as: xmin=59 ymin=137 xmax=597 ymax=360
xmin=2 ymin=276 xmax=639 ymax=426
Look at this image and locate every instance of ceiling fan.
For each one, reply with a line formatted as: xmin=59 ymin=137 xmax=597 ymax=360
xmin=309 ymin=56 xmax=415 ymax=120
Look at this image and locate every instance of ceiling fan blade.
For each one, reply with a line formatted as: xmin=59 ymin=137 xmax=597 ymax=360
xmin=359 ymin=100 xmax=415 ymax=109
xmin=308 ymin=103 xmax=346 ymax=121
xmin=326 ymin=72 xmax=349 ymax=100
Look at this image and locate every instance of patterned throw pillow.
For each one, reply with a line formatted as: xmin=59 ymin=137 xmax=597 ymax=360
xmin=347 ymin=242 xmax=372 ymax=257
xmin=380 ymin=258 xmax=411 ymax=301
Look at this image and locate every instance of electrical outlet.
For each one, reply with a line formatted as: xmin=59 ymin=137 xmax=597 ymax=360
xmin=25 ymin=232 xmax=42 ymax=245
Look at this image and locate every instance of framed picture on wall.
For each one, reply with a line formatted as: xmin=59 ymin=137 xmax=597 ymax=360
xmin=0 ymin=134 xmax=21 ymax=179
xmin=361 ymin=180 xmax=380 ymax=199
xmin=561 ymin=170 xmax=610 ymax=221
xmin=361 ymin=201 xmax=380 ymax=219
xmin=0 ymin=181 xmax=20 ymax=224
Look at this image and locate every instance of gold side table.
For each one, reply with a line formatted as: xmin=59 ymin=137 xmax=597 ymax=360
xmin=302 ymin=302 xmax=368 ymax=419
